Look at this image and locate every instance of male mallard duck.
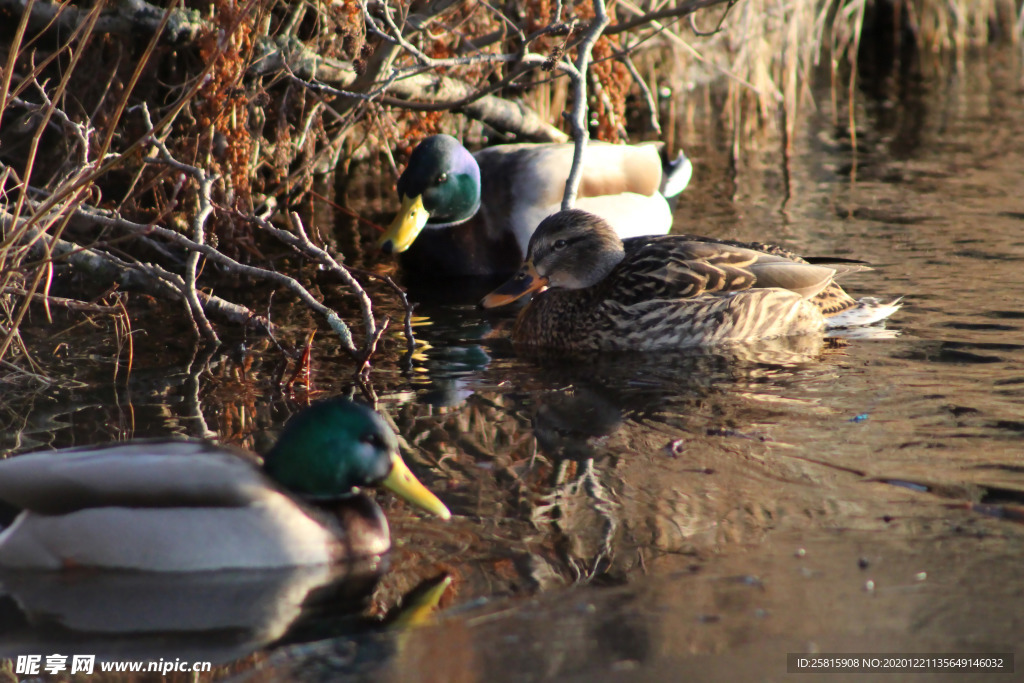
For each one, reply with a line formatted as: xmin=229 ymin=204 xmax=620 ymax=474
xmin=481 ymin=210 xmax=901 ymax=350
xmin=0 ymin=398 xmax=450 ymax=571
xmin=378 ymin=134 xmax=692 ymax=277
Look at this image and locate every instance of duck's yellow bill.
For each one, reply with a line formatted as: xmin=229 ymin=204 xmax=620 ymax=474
xmin=481 ymin=261 xmax=548 ymax=308
xmin=390 ymin=574 xmax=453 ymax=629
xmin=379 ymin=194 xmax=429 ymax=254
xmin=383 ymin=454 xmax=451 ymax=520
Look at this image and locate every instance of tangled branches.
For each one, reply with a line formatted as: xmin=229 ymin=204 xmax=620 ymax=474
xmin=0 ymin=0 xmax=738 ymax=383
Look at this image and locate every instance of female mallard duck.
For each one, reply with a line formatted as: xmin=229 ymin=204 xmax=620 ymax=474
xmin=481 ymin=210 xmax=901 ymax=350
xmin=378 ymin=134 xmax=692 ymax=277
xmin=0 ymin=398 xmax=450 ymax=571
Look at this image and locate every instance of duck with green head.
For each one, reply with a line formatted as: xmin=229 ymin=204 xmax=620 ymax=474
xmin=482 ymin=210 xmax=902 ymax=350
xmin=379 ymin=135 xmax=692 ymax=278
xmin=0 ymin=398 xmax=450 ymax=571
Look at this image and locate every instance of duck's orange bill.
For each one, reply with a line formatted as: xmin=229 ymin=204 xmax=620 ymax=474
xmin=481 ymin=261 xmax=548 ymax=308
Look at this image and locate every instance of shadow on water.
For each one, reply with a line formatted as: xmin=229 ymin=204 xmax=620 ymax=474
xmin=5 ymin=49 xmax=1024 ymax=680
xmin=0 ymin=564 xmax=379 ymax=663
xmin=0 ymin=561 xmax=454 ymax=670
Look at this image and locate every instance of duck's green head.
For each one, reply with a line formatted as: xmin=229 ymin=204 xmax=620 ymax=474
xmin=379 ymin=135 xmax=482 ymax=254
xmin=481 ymin=210 xmax=626 ymax=307
xmin=263 ymin=398 xmax=450 ymax=520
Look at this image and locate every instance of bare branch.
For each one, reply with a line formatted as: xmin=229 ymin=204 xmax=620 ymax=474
xmin=1 ymin=207 xmax=261 ymax=330
xmin=561 ymin=1 xmax=611 ymax=210
xmin=384 ymin=68 xmax=569 ymax=142
xmin=605 ymin=0 xmax=734 ymax=35
xmin=0 ymin=0 xmax=204 ymax=43
xmin=5 ymin=287 xmax=120 ymax=314
xmin=619 ymin=52 xmax=661 ymax=133
xmin=138 ymin=105 xmax=219 ymax=343
xmin=284 ymin=212 xmax=376 ymax=355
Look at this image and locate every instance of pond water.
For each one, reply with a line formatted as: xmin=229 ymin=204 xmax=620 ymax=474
xmin=3 ymin=49 xmax=1024 ymax=681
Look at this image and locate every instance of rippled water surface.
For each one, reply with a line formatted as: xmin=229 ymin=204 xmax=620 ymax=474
xmin=4 ymin=53 xmax=1024 ymax=681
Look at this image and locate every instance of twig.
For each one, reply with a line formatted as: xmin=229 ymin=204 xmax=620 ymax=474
xmin=365 ymin=0 xmax=515 ymax=70
xmin=287 ymin=69 xmax=400 ymax=103
xmin=618 ymin=51 xmax=660 ymax=133
xmin=2 ymin=202 xmax=369 ymax=354
xmin=5 ymin=287 xmax=120 ymax=314
xmin=285 ymin=212 xmax=376 ymax=354
xmin=561 ymin=0 xmax=610 ymax=210
xmin=137 ymin=104 xmax=219 ymax=343
xmin=380 ymin=275 xmax=416 ymax=359
xmin=615 ymin=0 xmax=767 ymax=97
xmin=605 ymin=0 xmax=732 ymax=35
xmin=358 ymin=316 xmax=390 ymax=378
xmin=3 ymin=205 xmax=264 ymax=328
xmin=688 ymin=0 xmax=738 ymax=36
xmin=348 ymin=266 xmax=417 ymax=367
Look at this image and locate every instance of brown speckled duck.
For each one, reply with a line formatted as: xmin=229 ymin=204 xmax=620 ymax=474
xmin=481 ymin=210 xmax=901 ymax=351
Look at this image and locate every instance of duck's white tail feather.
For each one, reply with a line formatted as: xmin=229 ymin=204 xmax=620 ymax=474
xmin=661 ymin=149 xmax=693 ymax=198
xmin=825 ymin=297 xmax=903 ymax=328
xmin=827 ymin=326 xmax=902 ymax=340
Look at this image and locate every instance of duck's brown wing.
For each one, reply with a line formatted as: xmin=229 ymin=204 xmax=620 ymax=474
xmin=653 ymin=234 xmax=875 ymax=318
xmin=606 ymin=238 xmax=839 ymax=305
xmin=738 ymin=241 xmax=874 ymax=316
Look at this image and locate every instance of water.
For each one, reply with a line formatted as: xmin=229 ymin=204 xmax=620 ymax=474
xmin=4 ymin=52 xmax=1024 ymax=680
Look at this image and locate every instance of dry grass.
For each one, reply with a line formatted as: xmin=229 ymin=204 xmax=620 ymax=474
xmin=628 ymin=0 xmax=1020 ymax=154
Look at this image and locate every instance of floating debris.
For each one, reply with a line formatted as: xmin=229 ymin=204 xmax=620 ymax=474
xmin=665 ymin=439 xmax=686 ymax=457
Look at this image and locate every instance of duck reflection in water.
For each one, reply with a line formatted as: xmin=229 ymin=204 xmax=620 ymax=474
xmin=0 ymin=565 xmax=452 ymax=666
xmin=514 ymin=338 xmax=828 ymax=582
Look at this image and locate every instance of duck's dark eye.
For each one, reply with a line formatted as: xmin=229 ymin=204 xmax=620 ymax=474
xmin=436 ymin=172 xmax=448 ymax=184
xmin=553 ymin=239 xmax=568 ymax=250
xmin=360 ymin=432 xmax=385 ymax=449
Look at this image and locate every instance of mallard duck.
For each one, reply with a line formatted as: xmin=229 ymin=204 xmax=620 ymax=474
xmin=0 ymin=398 xmax=450 ymax=571
xmin=481 ymin=210 xmax=901 ymax=350
xmin=378 ymin=134 xmax=692 ymax=277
